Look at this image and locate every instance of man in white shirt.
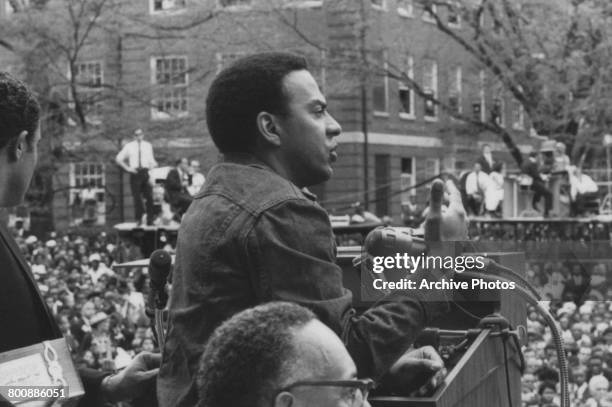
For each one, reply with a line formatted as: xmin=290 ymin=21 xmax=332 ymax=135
xmin=187 ymin=160 xmax=206 ymax=197
xmin=465 ymin=163 xmax=490 ymax=215
xmin=115 ymin=129 xmax=158 ymax=225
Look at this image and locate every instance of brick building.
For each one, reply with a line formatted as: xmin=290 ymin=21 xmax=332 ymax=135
xmin=0 ymin=0 xmax=538 ymax=230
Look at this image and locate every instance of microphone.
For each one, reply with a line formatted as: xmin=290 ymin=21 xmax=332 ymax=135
xmin=363 ymin=226 xmax=427 ymax=258
xmin=146 ymin=249 xmax=171 ymax=351
xmin=148 ymin=249 xmax=172 ymax=310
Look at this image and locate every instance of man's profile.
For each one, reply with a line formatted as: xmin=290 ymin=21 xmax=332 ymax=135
xmin=159 ymin=52 xmax=465 ymax=407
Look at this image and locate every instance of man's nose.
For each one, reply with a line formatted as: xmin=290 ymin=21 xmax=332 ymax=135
xmin=326 ymin=112 xmax=342 ymax=136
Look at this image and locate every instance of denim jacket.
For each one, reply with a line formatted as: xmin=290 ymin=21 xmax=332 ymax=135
xmin=157 ymin=154 xmax=448 ymax=407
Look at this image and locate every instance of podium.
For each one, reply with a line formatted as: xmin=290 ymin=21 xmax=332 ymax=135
xmin=337 ymin=249 xmax=526 ymax=407
xmin=370 ymin=329 xmax=522 ymax=407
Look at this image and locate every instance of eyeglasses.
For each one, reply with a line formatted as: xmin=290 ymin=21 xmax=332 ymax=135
xmin=276 ymin=378 xmax=375 ymax=407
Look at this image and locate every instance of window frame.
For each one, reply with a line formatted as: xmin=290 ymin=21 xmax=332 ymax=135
xmin=150 ymin=55 xmax=189 ymax=121
xmin=423 ymin=59 xmax=438 ymax=121
xmin=397 ymin=0 xmax=413 ymax=18
xmin=372 ymin=51 xmax=389 ymax=116
xmin=149 ymin=0 xmax=187 ymax=15
xmin=398 ymin=56 xmax=415 ymax=120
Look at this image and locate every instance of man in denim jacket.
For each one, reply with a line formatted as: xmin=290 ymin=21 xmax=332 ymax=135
xmin=158 ymin=52 xmax=467 ymax=407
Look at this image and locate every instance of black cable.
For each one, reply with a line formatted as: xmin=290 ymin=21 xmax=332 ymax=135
xmin=502 ymin=336 xmax=513 ymax=407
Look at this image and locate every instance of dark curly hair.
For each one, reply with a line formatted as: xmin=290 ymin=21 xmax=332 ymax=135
xmin=0 ymin=72 xmax=40 ymax=154
xmin=205 ymin=52 xmax=308 ymax=154
xmin=197 ymin=302 xmax=316 ymax=407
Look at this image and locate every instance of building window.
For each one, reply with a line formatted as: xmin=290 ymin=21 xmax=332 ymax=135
xmin=398 ymin=56 xmax=414 ymax=119
xmin=151 ymin=56 xmax=188 ymax=120
xmin=422 ymin=4 xmax=437 ymax=23
xmin=448 ymin=66 xmax=462 ymax=116
xmin=375 ymin=154 xmax=391 ymax=217
xmin=491 ymin=83 xmax=505 ymax=127
xmin=216 ymin=52 xmax=246 ymax=74
xmin=423 ymin=59 xmax=438 ymax=120
xmin=397 ymin=0 xmax=412 ymax=17
xmin=74 ymin=61 xmax=103 ymax=88
xmin=371 ymin=0 xmax=386 ymax=10
xmin=473 ymin=70 xmax=485 ymax=122
xmin=219 ymin=0 xmax=251 ymax=9
xmin=425 ymin=158 xmax=440 ymax=179
xmin=72 ymin=61 xmax=104 ymax=123
xmin=2 ymin=0 xmax=29 ymax=16
xmin=512 ymin=100 xmax=524 ymax=130
xmin=151 ymin=0 xmax=185 ymax=13
xmin=401 ymin=157 xmax=416 ymax=200
xmin=447 ymin=1 xmax=460 ymax=27
xmin=69 ymin=163 xmax=106 ymax=226
xmin=283 ymin=0 xmax=323 ymax=9
xmin=372 ymin=51 xmax=389 ymax=115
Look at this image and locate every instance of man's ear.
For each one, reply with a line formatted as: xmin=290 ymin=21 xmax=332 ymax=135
xmin=9 ymin=131 xmax=28 ymax=162
xmin=273 ymin=391 xmax=294 ymax=407
xmin=256 ymin=112 xmax=282 ymax=147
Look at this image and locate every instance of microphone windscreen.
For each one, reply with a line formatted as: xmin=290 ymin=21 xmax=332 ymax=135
xmin=149 ymin=249 xmax=172 ymax=287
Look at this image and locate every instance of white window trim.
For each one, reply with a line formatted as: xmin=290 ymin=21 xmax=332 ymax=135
xmin=479 ymin=70 xmax=486 ymax=122
xmin=217 ymin=0 xmax=252 ymax=11
xmin=493 ymin=88 xmax=505 ymax=128
xmin=283 ymin=0 xmax=323 ymax=9
xmin=513 ymin=101 xmax=525 ymax=130
xmin=150 ymin=55 xmax=189 ymax=121
xmin=422 ymin=4 xmax=437 ymax=24
xmin=371 ymin=0 xmax=386 ymax=11
xmin=320 ymin=49 xmax=326 ymax=91
xmin=373 ymin=53 xmax=389 ymax=116
xmin=71 ymin=60 xmax=104 ymax=88
xmin=448 ymin=65 xmax=462 ymax=117
xmin=68 ymin=61 xmax=105 ymax=124
xmin=397 ymin=0 xmax=413 ymax=17
xmin=447 ymin=1 xmax=461 ymax=28
xmin=399 ymin=56 xmax=415 ymax=120
xmin=401 ymin=157 xmax=417 ymax=199
xmin=424 ymin=60 xmax=438 ymax=122
xmin=149 ymin=0 xmax=187 ymax=15
xmin=215 ymin=51 xmax=247 ymax=74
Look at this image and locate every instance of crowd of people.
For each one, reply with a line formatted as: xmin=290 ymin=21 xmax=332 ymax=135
xmin=524 ymin=257 xmax=612 ymax=406
xmin=8 ymin=227 xmax=158 ymax=384
xmin=7 ymin=221 xmax=612 ymax=406
xmin=459 ymin=142 xmax=600 ymax=219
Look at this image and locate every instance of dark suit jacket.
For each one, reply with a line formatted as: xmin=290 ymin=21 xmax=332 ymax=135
xmin=0 ymin=224 xmax=109 ymax=406
xmin=521 ymin=160 xmax=544 ymax=184
xmin=476 ymin=154 xmax=494 ymax=174
xmin=165 ymin=168 xmax=188 ymax=203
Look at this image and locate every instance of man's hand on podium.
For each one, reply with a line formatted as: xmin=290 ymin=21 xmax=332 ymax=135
xmin=386 ymin=346 xmax=447 ymax=396
xmin=101 ymin=351 xmax=161 ymax=402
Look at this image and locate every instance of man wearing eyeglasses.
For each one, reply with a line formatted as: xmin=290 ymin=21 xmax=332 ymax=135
xmin=197 ymin=301 xmax=377 ymax=407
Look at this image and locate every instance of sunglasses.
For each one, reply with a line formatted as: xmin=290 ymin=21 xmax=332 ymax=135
xmin=276 ymin=378 xmax=375 ymax=407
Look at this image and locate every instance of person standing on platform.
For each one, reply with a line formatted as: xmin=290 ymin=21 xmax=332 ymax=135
xmin=165 ymin=157 xmax=193 ymax=221
xmin=465 ymin=162 xmax=490 ymax=216
xmin=116 ymin=128 xmax=158 ymax=225
xmin=522 ymin=151 xmax=552 ymax=217
xmin=476 ymin=144 xmax=496 ymax=174
xmin=187 ymin=159 xmax=206 ymax=196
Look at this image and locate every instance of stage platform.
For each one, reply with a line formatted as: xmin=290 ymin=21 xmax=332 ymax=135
xmin=114 ymin=222 xmax=179 ymax=258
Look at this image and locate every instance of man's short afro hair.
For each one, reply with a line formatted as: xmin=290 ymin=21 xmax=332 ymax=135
xmin=205 ymin=52 xmax=308 ymax=154
xmin=197 ymin=302 xmax=316 ymax=407
xmin=0 ymin=72 xmax=40 ymax=151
